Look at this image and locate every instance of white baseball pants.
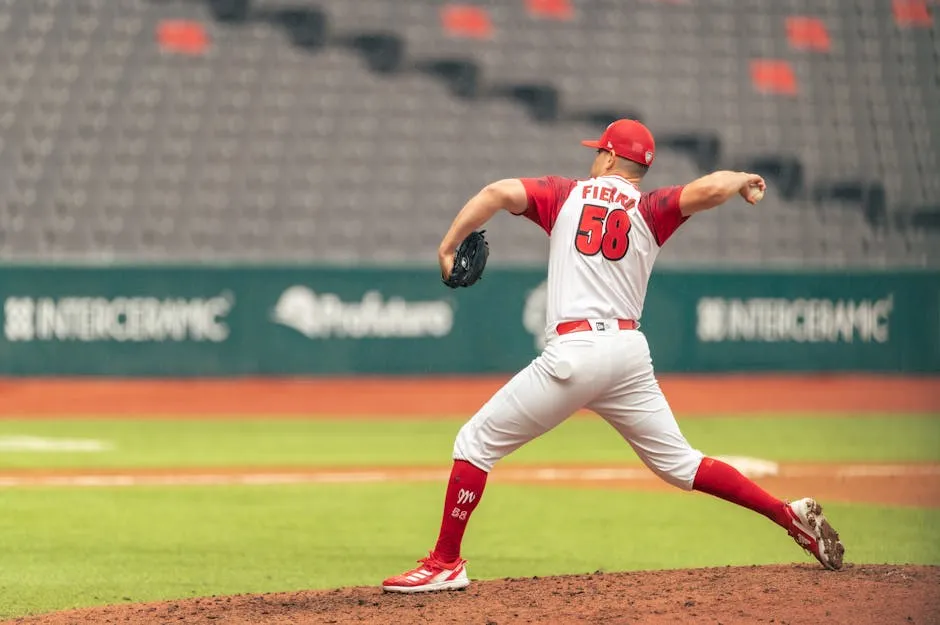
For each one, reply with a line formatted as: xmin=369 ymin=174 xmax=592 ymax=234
xmin=453 ymin=321 xmax=704 ymax=489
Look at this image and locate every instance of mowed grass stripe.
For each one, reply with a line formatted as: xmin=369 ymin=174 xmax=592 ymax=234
xmin=0 ymin=483 xmax=938 ymax=619
xmin=0 ymin=415 xmax=937 ymax=470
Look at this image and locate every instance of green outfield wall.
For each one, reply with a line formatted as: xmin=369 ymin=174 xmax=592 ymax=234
xmin=0 ymin=266 xmax=937 ymax=375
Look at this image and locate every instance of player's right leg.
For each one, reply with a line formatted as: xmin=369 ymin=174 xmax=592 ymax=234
xmin=589 ymin=331 xmax=844 ymax=570
xmin=382 ymin=339 xmax=600 ymax=593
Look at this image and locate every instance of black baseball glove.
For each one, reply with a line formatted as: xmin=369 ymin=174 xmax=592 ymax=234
xmin=442 ymin=230 xmax=489 ymax=288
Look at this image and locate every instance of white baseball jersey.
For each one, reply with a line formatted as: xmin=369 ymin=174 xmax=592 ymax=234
xmin=453 ymin=173 xmax=704 ymax=490
xmin=518 ymin=174 xmax=687 ymax=334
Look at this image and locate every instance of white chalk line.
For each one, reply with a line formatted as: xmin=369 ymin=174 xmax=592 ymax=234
xmin=0 ymin=435 xmax=113 ymax=452
xmin=0 ymin=464 xmax=937 ymax=488
xmin=783 ymin=465 xmax=940 ymax=478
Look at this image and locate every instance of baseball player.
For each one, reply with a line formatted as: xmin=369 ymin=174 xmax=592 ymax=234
xmin=382 ymin=119 xmax=844 ymax=593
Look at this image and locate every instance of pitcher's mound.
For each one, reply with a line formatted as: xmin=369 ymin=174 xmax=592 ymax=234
xmin=9 ymin=564 xmax=939 ymax=625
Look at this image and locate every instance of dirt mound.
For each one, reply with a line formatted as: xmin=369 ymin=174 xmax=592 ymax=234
xmin=7 ymin=564 xmax=938 ymax=625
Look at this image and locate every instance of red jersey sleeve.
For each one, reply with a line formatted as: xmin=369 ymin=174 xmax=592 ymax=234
xmin=518 ymin=175 xmax=578 ymax=235
xmin=638 ymin=185 xmax=688 ymax=246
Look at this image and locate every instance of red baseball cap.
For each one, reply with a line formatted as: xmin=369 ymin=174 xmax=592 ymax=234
xmin=581 ymin=119 xmax=656 ymax=166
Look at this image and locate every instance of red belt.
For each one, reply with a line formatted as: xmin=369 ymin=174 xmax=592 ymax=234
xmin=556 ymin=319 xmax=638 ymax=335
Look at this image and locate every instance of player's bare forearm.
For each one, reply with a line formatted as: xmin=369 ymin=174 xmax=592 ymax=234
xmin=678 ymin=171 xmax=766 ymax=216
xmin=437 ymin=179 xmax=527 ymax=259
xmin=437 ymin=200 xmax=499 ymax=261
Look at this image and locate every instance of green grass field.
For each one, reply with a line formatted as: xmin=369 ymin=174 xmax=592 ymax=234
xmin=0 ymin=414 xmax=938 ymax=619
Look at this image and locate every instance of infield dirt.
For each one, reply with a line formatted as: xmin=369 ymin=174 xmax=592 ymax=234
xmin=3 ymin=374 xmax=939 ymax=416
xmin=5 ymin=564 xmax=938 ymax=625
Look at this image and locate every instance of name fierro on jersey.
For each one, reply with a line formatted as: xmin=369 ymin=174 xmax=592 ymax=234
xmin=579 ymin=184 xmax=637 ymax=209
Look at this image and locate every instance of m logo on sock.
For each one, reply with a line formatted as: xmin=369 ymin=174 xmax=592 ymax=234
xmin=456 ymin=489 xmax=476 ymax=505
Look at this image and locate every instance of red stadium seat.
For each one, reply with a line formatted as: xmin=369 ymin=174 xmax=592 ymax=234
xmin=750 ymin=59 xmax=798 ymax=95
xmin=786 ymin=16 xmax=831 ymax=52
xmin=525 ymin=0 xmax=573 ymax=21
xmin=156 ymin=20 xmax=209 ymax=55
xmin=892 ymin=0 xmax=933 ymax=26
xmin=440 ymin=5 xmax=494 ymax=39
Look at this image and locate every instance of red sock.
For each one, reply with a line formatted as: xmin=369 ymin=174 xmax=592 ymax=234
xmin=692 ymin=457 xmax=790 ymax=528
xmin=432 ymin=460 xmax=488 ymax=563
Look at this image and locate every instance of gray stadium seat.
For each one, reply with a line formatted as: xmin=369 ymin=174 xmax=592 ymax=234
xmin=0 ymin=0 xmax=936 ymax=266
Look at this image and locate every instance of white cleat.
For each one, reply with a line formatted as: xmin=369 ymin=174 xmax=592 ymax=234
xmin=382 ymin=553 xmax=470 ymax=593
xmin=785 ymin=497 xmax=845 ymax=570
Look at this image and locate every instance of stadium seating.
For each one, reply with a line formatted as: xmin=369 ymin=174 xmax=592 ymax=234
xmin=0 ymin=0 xmax=936 ymax=266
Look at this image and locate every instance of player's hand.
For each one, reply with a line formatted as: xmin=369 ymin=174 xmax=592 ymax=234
xmin=438 ymin=250 xmax=455 ymax=282
xmin=739 ymin=174 xmax=766 ymax=205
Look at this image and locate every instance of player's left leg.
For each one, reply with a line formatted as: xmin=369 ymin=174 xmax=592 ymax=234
xmin=382 ymin=337 xmax=603 ymax=593
xmin=589 ymin=332 xmax=844 ymax=570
